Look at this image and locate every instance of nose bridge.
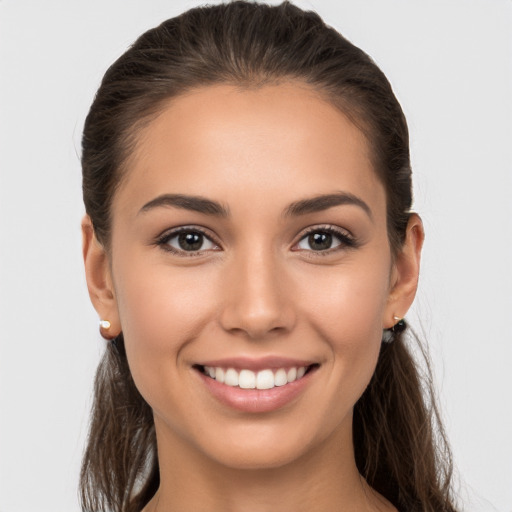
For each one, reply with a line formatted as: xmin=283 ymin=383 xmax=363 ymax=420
xmin=219 ymin=240 xmax=294 ymax=339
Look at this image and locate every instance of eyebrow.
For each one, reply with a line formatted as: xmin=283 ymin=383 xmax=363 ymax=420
xmin=139 ymin=191 xmax=372 ymax=220
xmin=284 ymin=192 xmax=373 ymax=220
xmin=139 ymin=194 xmax=230 ymax=217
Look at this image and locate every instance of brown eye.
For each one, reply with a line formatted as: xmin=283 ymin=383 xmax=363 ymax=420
xmin=177 ymin=232 xmax=204 ymax=251
xmin=162 ymin=229 xmax=218 ymax=253
xmin=309 ymin=232 xmax=333 ymax=250
xmin=297 ymin=230 xmax=341 ymax=251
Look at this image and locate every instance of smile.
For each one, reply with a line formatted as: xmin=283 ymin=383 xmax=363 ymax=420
xmin=199 ymin=365 xmax=309 ymax=389
xmin=194 ymin=361 xmax=319 ymax=413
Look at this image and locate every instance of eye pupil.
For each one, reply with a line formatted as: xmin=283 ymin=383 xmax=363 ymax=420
xmin=309 ymin=232 xmax=332 ymax=250
xmin=178 ymin=232 xmax=203 ymax=251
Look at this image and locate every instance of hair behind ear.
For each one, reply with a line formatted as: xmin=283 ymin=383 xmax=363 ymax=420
xmin=353 ymin=329 xmax=456 ymax=512
xmin=80 ymin=336 xmax=159 ymax=512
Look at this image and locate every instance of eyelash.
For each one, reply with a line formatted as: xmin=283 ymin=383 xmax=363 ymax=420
xmin=155 ymin=226 xmax=220 ymax=257
xmin=155 ymin=225 xmax=357 ymax=257
xmin=294 ymin=225 xmax=357 ymax=256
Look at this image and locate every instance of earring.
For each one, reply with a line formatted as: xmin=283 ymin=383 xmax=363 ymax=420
xmin=392 ymin=316 xmax=406 ymax=332
xmin=99 ymin=320 xmax=111 ymax=330
xmin=99 ymin=319 xmax=115 ymax=340
xmin=382 ymin=316 xmax=407 ymax=343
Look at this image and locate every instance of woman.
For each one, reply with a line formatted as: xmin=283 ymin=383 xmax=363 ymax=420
xmin=80 ymin=2 xmax=457 ymax=511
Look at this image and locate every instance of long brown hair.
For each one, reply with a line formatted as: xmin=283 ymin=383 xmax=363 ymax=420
xmin=80 ymin=2 xmax=458 ymax=511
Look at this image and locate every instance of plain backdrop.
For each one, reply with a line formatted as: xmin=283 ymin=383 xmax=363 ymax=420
xmin=1 ymin=0 xmax=511 ymax=511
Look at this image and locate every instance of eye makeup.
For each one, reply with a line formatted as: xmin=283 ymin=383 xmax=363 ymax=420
xmin=153 ymin=222 xmax=359 ymax=258
xmin=155 ymin=225 xmax=221 ymax=257
xmin=292 ymin=224 xmax=358 ymax=255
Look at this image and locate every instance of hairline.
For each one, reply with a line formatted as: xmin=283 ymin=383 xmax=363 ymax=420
xmin=102 ymin=77 xmax=391 ymax=251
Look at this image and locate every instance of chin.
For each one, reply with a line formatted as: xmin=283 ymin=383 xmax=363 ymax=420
xmin=190 ymin=412 xmax=350 ymax=472
xmin=211 ymin=442 xmax=307 ymax=471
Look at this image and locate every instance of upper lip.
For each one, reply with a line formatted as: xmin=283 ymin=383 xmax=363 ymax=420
xmin=195 ymin=356 xmax=318 ymax=372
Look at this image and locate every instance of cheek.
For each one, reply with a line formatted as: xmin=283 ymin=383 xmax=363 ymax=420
xmin=297 ymin=254 xmax=390 ymax=333
xmin=294 ymin=252 xmax=391 ymax=388
xmin=112 ymin=253 xmax=219 ymax=391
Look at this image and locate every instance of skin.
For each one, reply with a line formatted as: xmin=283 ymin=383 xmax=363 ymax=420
xmin=83 ymin=82 xmax=423 ymax=512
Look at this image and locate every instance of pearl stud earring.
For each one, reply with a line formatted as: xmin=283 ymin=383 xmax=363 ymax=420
xmin=99 ymin=320 xmax=111 ymax=330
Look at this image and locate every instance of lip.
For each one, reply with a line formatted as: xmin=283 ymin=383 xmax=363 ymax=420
xmin=194 ymin=358 xmax=319 ymax=413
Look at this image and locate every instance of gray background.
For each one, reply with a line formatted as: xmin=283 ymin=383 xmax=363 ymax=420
xmin=1 ymin=0 xmax=511 ymax=510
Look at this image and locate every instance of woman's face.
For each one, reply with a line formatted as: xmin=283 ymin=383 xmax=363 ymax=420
xmin=89 ymin=83 xmax=416 ymax=470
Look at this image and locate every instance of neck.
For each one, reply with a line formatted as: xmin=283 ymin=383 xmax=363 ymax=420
xmin=144 ymin=418 xmax=395 ymax=512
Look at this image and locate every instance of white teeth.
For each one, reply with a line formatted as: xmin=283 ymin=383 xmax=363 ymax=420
xmin=287 ymin=367 xmax=297 ymax=382
xmin=274 ymin=368 xmax=287 ymax=387
xmin=256 ymin=369 xmax=274 ymax=389
xmin=215 ymin=367 xmax=225 ymax=383
xmin=203 ymin=365 xmax=310 ymax=389
xmin=224 ymin=368 xmax=239 ymax=387
xmin=239 ymin=369 xmax=256 ymax=389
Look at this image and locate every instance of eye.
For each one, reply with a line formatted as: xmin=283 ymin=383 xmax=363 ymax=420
xmin=157 ymin=227 xmax=219 ymax=255
xmin=294 ymin=226 xmax=356 ymax=253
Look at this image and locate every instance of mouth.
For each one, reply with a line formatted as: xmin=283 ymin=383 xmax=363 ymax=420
xmin=194 ymin=364 xmax=319 ymax=390
xmin=192 ymin=360 xmax=320 ymax=413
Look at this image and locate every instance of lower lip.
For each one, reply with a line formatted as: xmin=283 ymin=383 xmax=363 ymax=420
xmin=196 ymin=368 xmax=317 ymax=413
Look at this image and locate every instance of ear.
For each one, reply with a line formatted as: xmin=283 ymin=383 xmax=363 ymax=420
xmin=383 ymin=213 xmax=424 ymax=329
xmin=82 ymin=215 xmax=121 ymax=338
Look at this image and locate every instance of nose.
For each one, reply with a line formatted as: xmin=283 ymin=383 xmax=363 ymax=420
xmin=219 ymin=247 xmax=296 ymax=340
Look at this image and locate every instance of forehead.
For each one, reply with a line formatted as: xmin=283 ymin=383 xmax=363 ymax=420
xmin=114 ymin=82 xmax=385 ymax=220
